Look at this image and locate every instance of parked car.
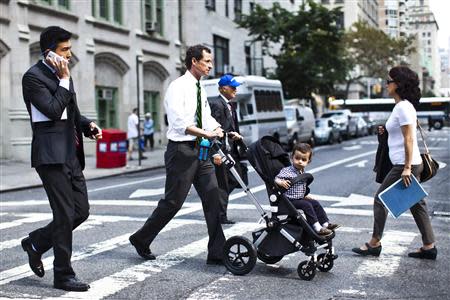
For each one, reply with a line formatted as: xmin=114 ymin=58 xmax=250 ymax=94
xmin=320 ymin=109 xmax=355 ymax=139
xmin=284 ymin=104 xmax=315 ymax=148
xmin=361 ymin=115 xmax=377 ymax=135
xmin=355 ymin=116 xmax=369 ymax=137
xmin=314 ymin=118 xmax=342 ymax=145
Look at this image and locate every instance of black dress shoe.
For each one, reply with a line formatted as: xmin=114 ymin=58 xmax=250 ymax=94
xmin=408 ymin=247 xmax=437 ymax=260
xmin=206 ymin=258 xmax=224 ymax=265
xmin=220 ymin=218 xmax=235 ymax=225
xmin=352 ymin=243 xmax=382 ymax=257
xmin=129 ymin=235 xmax=156 ymax=260
xmin=21 ymin=237 xmax=44 ymax=277
xmin=54 ymin=277 xmax=90 ymax=292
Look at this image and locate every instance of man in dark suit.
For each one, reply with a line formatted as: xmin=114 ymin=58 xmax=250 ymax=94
xmin=208 ymin=74 xmax=245 ymax=224
xmin=21 ymin=26 xmax=102 ymax=292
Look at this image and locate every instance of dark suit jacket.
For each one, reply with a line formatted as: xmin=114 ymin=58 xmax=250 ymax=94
xmin=208 ymin=95 xmax=240 ymax=152
xmin=22 ymin=61 xmax=92 ymax=169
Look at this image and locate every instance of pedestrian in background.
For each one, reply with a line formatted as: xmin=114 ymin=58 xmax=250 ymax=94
xmin=21 ymin=26 xmax=102 ymax=292
xmin=208 ymin=74 xmax=244 ymax=224
xmin=127 ymin=108 xmax=139 ymax=161
xmin=144 ymin=112 xmax=155 ymax=151
xmin=352 ymin=66 xmax=437 ymax=260
xmin=129 ymin=44 xmax=226 ymax=265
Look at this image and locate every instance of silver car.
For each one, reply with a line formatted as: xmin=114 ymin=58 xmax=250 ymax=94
xmin=314 ymin=118 xmax=342 ymax=145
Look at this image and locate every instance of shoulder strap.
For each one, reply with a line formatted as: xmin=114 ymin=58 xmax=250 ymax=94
xmin=416 ymin=120 xmax=430 ymax=154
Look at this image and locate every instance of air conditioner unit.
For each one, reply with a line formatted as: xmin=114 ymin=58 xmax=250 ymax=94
xmin=102 ymin=89 xmax=113 ymax=100
xmin=205 ymin=0 xmax=215 ymax=10
xmin=145 ymin=21 xmax=158 ymax=34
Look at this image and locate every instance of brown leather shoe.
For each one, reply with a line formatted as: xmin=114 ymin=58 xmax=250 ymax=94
xmin=327 ymin=223 xmax=341 ymax=231
xmin=317 ymin=227 xmax=333 ymax=236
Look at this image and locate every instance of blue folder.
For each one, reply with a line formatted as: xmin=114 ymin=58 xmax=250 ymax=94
xmin=378 ymin=174 xmax=428 ymax=218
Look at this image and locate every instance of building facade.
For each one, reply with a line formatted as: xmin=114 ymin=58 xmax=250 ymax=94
xmin=1 ymin=0 xmax=266 ymax=162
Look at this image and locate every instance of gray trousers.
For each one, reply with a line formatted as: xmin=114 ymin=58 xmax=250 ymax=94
xmin=133 ymin=141 xmax=226 ymax=259
xmin=373 ymin=164 xmax=435 ymax=245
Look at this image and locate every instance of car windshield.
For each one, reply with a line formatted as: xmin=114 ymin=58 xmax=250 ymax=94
xmin=321 ymin=112 xmax=342 ymax=118
xmin=315 ymin=119 xmax=328 ymax=128
xmin=284 ymin=108 xmax=295 ymax=121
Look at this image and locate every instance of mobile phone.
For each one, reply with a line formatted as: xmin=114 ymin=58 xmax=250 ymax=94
xmin=46 ymin=51 xmax=68 ymax=64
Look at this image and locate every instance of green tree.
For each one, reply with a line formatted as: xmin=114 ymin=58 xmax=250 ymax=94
xmin=341 ymin=21 xmax=415 ymax=98
xmin=239 ymin=0 xmax=348 ymax=102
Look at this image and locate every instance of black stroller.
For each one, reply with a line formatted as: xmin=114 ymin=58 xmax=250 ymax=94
xmin=211 ymin=136 xmax=337 ymax=280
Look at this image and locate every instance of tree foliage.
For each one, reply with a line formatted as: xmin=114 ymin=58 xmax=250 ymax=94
xmin=341 ymin=21 xmax=416 ymax=97
xmin=238 ymin=0 xmax=348 ymax=100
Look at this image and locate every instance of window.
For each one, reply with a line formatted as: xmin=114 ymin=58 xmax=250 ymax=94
xmin=144 ymin=91 xmax=161 ymax=131
xmin=96 ymin=87 xmax=118 ymax=129
xmin=143 ymin=0 xmax=164 ymax=36
xmin=234 ymin=0 xmax=242 ymax=22
xmin=335 ymin=0 xmax=343 ymax=3
xmin=38 ymin=0 xmax=70 ymax=10
xmin=92 ymin=0 xmax=123 ymax=25
xmin=254 ymin=90 xmax=283 ymax=112
xmin=321 ymin=0 xmax=330 ymax=4
xmin=205 ymin=0 xmax=215 ymax=11
xmin=245 ymin=45 xmax=252 ymax=75
xmin=213 ymin=35 xmax=229 ymax=76
xmin=225 ymin=0 xmax=229 ymax=17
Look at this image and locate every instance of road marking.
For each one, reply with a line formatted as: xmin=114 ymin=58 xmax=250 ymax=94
xmin=129 ymin=187 xmax=165 ymax=198
xmin=345 ymin=159 xmax=368 ymax=168
xmin=343 ymin=145 xmax=363 ymax=150
xmin=88 ymin=175 xmax=166 ymax=193
xmin=307 ymin=150 xmax=376 ymax=173
xmin=354 ymin=230 xmax=417 ymax=278
xmin=0 ymin=219 xmax=203 ymax=286
xmin=46 ymin=222 xmax=260 ymax=300
xmin=0 ymin=213 xmax=52 ymax=230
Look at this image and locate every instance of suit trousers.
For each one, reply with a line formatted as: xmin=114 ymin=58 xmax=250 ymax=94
xmin=133 ymin=141 xmax=226 ymax=259
xmin=30 ymin=156 xmax=90 ymax=280
xmin=290 ymin=198 xmax=329 ymax=225
xmin=372 ymin=164 xmax=435 ymax=245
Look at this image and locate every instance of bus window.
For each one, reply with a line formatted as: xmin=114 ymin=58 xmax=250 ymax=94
xmin=255 ymin=89 xmax=283 ymax=112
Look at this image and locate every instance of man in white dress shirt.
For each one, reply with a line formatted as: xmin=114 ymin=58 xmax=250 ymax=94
xmin=129 ymin=45 xmax=226 ymax=265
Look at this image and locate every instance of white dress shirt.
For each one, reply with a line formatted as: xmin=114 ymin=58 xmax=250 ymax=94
xmin=165 ymin=71 xmax=220 ymax=141
xmin=31 ymin=60 xmax=69 ymax=122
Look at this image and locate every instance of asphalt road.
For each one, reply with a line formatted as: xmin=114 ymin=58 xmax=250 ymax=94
xmin=1 ymin=128 xmax=449 ymax=300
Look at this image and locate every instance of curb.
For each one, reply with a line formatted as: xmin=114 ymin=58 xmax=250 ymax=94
xmin=0 ymin=165 xmax=165 ymax=193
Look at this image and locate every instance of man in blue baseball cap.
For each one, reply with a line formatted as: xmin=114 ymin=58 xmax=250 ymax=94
xmin=208 ymin=74 xmax=247 ymax=224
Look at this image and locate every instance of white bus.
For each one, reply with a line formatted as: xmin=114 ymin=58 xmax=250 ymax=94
xmin=202 ymin=76 xmax=289 ymax=145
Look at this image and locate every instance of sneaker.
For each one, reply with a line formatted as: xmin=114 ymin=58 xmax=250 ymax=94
xmin=317 ymin=227 xmax=333 ymax=236
xmin=327 ymin=223 xmax=341 ymax=231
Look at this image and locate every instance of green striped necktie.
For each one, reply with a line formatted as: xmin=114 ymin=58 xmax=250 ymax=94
xmin=196 ymin=81 xmax=202 ymax=144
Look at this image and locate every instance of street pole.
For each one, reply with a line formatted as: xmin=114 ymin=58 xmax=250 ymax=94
xmin=136 ymin=53 xmax=142 ymax=166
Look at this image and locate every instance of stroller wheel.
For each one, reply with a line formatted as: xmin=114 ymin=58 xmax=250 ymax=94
xmin=223 ymin=236 xmax=257 ymax=276
xmin=297 ymin=260 xmax=316 ymax=281
xmin=257 ymin=250 xmax=283 ymax=264
xmin=317 ymin=253 xmax=334 ymax=272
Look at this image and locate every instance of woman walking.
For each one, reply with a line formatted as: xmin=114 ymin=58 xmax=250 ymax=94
xmin=352 ymin=66 xmax=437 ymax=260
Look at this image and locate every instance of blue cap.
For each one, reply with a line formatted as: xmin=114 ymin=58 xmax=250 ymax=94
xmin=218 ymin=74 xmax=241 ymax=88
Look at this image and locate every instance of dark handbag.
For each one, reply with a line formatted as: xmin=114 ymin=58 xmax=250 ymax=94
xmin=417 ymin=122 xmax=439 ymax=182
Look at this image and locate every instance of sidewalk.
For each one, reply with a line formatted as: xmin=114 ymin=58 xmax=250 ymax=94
xmin=0 ymin=147 xmax=166 ymax=192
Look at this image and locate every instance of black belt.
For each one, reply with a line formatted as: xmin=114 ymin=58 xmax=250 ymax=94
xmin=169 ymin=140 xmax=197 ymax=146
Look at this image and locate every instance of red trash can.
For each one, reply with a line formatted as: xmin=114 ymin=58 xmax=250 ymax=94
xmin=96 ymin=129 xmax=127 ymax=168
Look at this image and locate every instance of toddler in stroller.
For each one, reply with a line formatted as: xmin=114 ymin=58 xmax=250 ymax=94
xmin=275 ymin=143 xmax=340 ymax=236
xmin=211 ymin=136 xmax=338 ymax=280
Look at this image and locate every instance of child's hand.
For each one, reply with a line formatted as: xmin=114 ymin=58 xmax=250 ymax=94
xmin=275 ymin=178 xmax=291 ymax=189
xmin=304 ymin=195 xmax=313 ymax=200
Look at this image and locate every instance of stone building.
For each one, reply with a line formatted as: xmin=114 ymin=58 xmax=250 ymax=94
xmin=0 ymin=0 xmax=266 ymax=162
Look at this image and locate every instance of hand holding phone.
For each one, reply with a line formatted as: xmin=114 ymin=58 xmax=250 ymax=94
xmin=46 ymin=51 xmax=70 ymax=79
xmin=46 ymin=51 xmax=68 ymax=64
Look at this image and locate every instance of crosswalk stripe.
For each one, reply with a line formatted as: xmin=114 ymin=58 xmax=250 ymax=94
xmin=354 ymin=230 xmax=417 ymax=278
xmin=47 ymin=222 xmax=260 ymax=300
xmin=0 ymin=219 xmax=203 ymax=286
xmin=0 ymin=213 xmax=52 ymax=230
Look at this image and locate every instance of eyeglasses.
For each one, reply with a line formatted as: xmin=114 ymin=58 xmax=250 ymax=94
xmin=386 ymin=79 xmax=395 ymax=85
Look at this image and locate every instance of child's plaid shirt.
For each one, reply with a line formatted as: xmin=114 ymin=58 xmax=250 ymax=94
xmin=275 ymin=165 xmax=306 ymax=201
